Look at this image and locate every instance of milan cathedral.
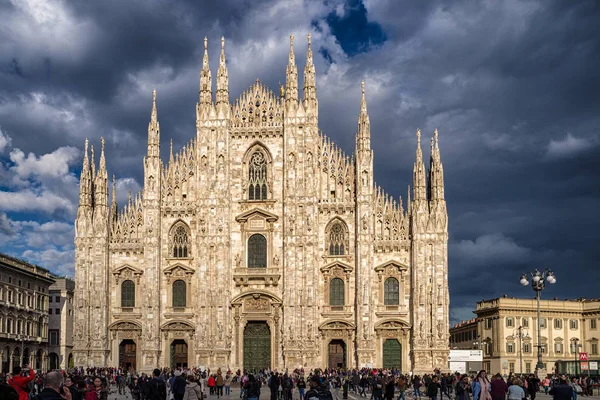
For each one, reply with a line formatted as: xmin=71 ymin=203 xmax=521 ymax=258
xmin=73 ymin=35 xmax=449 ymax=373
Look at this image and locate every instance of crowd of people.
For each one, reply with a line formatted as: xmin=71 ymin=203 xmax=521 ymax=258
xmin=0 ymin=365 xmax=598 ymax=400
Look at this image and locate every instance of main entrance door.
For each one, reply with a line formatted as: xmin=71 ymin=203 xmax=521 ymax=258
xmin=382 ymin=339 xmax=402 ymax=370
xmin=171 ymin=339 xmax=188 ymax=368
xmin=244 ymin=322 xmax=271 ymax=372
xmin=328 ymin=340 xmax=346 ymax=369
xmin=119 ymin=340 xmax=137 ymax=371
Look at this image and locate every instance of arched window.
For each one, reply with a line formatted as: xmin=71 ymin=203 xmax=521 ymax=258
xmin=330 ymin=278 xmax=344 ymax=306
xmin=384 ymin=277 xmax=400 ymax=305
xmin=328 ymin=222 xmax=346 ymax=256
xmin=172 ymin=225 xmax=190 ymax=258
xmin=121 ymin=280 xmax=135 ymax=307
xmin=247 ymin=234 xmax=267 ymax=268
xmin=248 ymin=150 xmax=268 ymax=200
xmin=172 ymin=280 xmax=186 ymax=308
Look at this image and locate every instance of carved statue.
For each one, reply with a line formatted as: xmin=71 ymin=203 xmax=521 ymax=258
xmin=363 ymin=321 xmax=368 ymax=339
xmin=419 ymin=321 xmax=425 ymax=340
xmin=235 ymin=253 xmax=242 ymax=268
xmin=217 ymin=322 xmax=223 ymax=340
xmin=273 ymin=254 xmax=280 ymax=266
xmin=437 ymin=320 xmax=445 ymax=339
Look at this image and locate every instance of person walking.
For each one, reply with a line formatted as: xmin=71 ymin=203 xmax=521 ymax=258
xmin=297 ymin=377 xmax=307 ymax=400
xmin=145 ymin=369 xmax=167 ymax=400
xmin=507 ymin=379 xmax=525 ymax=400
xmin=472 ymin=371 xmax=491 ymax=400
xmin=426 ymin=377 xmax=440 ymax=400
xmin=549 ymin=376 xmax=573 ymax=400
xmin=490 ymin=374 xmax=507 ymax=400
xmin=8 ymin=365 xmax=35 ymax=400
xmin=184 ymin=376 xmax=203 ymax=400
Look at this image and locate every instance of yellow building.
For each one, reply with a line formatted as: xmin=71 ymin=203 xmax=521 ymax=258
xmin=473 ymin=296 xmax=600 ymax=375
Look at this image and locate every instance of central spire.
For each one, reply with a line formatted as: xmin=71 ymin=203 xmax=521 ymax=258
xmin=199 ymin=36 xmax=213 ymax=107
xmin=303 ymin=34 xmax=317 ymax=114
xmin=413 ymin=129 xmax=427 ymax=201
xmin=147 ymin=89 xmax=160 ymax=159
xmin=216 ymin=36 xmax=229 ymax=116
xmin=285 ymin=34 xmax=298 ymax=106
xmin=356 ymin=81 xmax=371 ymax=153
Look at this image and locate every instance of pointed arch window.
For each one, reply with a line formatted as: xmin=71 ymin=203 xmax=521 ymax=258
xmin=328 ymin=222 xmax=346 ymax=256
xmin=247 ymin=234 xmax=267 ymax=268
xmin=172 ymin=280 xmax=186 ymax=308
xmin=248 ymin=150 xmax=268 ymax=200
xmin=384 ymin=277 xmax=400 ymax=305
xmin=121 ymin=280 xmax=135 ymax=307
xmin=171 ymin=224 xmax=190 ymax=258
xmin=330 ymin=278 xmax=345 ymax=306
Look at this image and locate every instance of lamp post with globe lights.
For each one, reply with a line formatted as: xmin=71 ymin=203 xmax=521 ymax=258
xmin=514 ymin=326 xmax=530 ymax=374
xmin=520 ymin=269 xmax=556 ymax=374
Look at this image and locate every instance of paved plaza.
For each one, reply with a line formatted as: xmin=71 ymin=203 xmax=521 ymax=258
xmin=106 ymin=385 xmax=600 ymax=400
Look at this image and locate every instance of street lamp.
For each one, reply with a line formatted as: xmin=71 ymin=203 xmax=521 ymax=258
xmin=571 ymin=338 xmax=582 ymax=376
xmin=473 ymin=335 xmax=482 ymax=350
xmin=514 ymin=326 xmax=530 ymax=374
xmin=519 ymin=269 xmax=556 ymax=374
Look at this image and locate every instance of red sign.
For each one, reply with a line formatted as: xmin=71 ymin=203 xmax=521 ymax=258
xmin=580 ymin=352 xmax=588 ymax=361
xmin=581 ymin=362 xmax=589 ymax=370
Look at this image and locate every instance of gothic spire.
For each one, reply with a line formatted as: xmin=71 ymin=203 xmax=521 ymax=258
xmin=413 ymin=129 xmax=427 ymax=201
xmin=356 ymin=81 xmax=371 ymax=152
xmin=147 ymin=89 xmax=160 ymax=158
xmin=303 ymin=34 xmax=317 ymax=112
xmin=78 ymin=138 xmax=92 ymax=208
xmin=216 ymin=36 xmax=229 ymax=113
xmin=94 ymin=137 xmax=108 ymax=208
xmin=90 ymin=144 xmax=96 ymax=181
xmin=110 ymin=175 xmax=118 ymax=222
xmin=285 ymin=34 xmax=298 ymax=106
xmin=429 ymin=129 xmax=445 ymax=201
xmin=199 ymin=37 xmax=213 ymax=107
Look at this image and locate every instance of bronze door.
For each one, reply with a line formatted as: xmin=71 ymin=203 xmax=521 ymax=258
xmin=171 ymin=340 xmax=188 ymax=368
xmin=328 ymin=340 xmax=346 ymax=369
xmin=244 ymin=322 xmax=271 ymax=372
xmin=382 ymin=339 xmax=402 ymax=370
xmin=119 ymin=340 xmax=137 ymax=371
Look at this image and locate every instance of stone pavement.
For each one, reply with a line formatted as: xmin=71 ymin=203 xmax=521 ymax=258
xmin=105 ymin=385 xmax=600 ymax=400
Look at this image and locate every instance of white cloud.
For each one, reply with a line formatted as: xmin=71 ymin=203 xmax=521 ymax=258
xmin=22 ymin=248 xmax=75 ymax=277
xmin=451 ymin=233 xmax=533 ymax=266
xmin=0 ymin=189 xmax=76 ymax=214
xmin=0 ymin=127 xmax=12 ymax=153
xmin=9 ymin=146 xmax=80 ymax=179
xmin=546 ymin=133 xmax=596 ymax=160
xmin=115 ymin=177 xmax=142 ymax=205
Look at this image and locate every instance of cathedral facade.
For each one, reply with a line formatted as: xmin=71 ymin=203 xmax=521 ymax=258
xmin=73 ymin=35 xmax=449 ymax=373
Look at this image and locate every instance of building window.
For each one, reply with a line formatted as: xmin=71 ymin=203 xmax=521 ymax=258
xmin=49 ymin=308 xmax=52 ymax=315
xmin=569 ymin=320 xmax=578 ymax=330
xmin=592 ymin=343 xmax=598 ymax=355
xmin=55 ymin=308 xmax=60 ymax=315
xmin=554 ymin=319 xmax=562 ymax=329
xmin=248 ymin=150 xmax=268 ymax=200
xmin=522 ymin=318 xmax=529 ymax=328
xmin=328 ymin=222 xmax=346 ymax=256
xmin=484 ymin=342 xmax=491 ymax=355
xmin=539 ymin=318 xmax=546 ymax=328
xmin=509 ymin=362 xmax=515 ymax=373
xmin=172 ymin=280 xmax=186 ymax=308
xmin=18 ymin=293 xmax=22 ymax=305
xmin=330 ymin=278 xmax=344 ymax=306
xmin=525 ymin=362 xmax=531 ymax=374
xmin=541 ymin=344 xmax=547 ymax=353
xmin=507 ymin=343 xmax=514 ymax=353
xmin=49 ymin=330 xmax=59 ymax=346
xmin=591 ymin=319 xmax=597 ymax=330
xmin=172 ymin=225 xmax=190 ymax=258
xmin=555 ymin=343 xmax=563 ymax=354
xmin=121 ymin=280 xmax=135 ymax=307
xmin=485 ymin=319 xmax=493 ymax=330
xmin=49 ymin=296 xmax=52 ymax=303
xmin=506 ymin=317 xmax=514 ymax=328
xmin=7 ymin=319 xmax=12 ymax=333
xmin=384 ymin=277 xmax=399 ymax=305
xmin=247 ymin=234 xmax=267 ymax=268
xmin=524 ymin=343 xmax=531 ymax=353
xmin=55 ymin=296 xmax=60 ymax=303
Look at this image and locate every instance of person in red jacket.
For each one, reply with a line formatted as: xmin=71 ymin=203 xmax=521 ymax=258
xmin=8 ymin=364 xmax=35 ymax=400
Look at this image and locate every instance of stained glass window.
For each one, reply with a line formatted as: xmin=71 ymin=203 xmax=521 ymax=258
xmin=121 ymin=280 xmax=135 ymax=307
xmin=172 ymin=225 xmax=189 ymax=258
xmin=384 ymin=277 xmax=400 ymax=305
xmin=248 ymin=234 xmax=267 ymax=268
xmin=248 ymin=150 xmax=268 ymax=200
xmin=330 ymin=278 xmax=344 ymax=306
xmin=329 ymin=222 xmax=346 ymax=256
xmin=172 ymin=280 xmax=186 ymax=307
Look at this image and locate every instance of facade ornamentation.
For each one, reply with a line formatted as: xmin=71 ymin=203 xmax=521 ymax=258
xmin=73 ymin=35 xmax=449 ymax=374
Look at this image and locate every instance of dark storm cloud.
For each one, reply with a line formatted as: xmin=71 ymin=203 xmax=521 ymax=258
xmin=0 ymin=0 xmax=599 ymax=322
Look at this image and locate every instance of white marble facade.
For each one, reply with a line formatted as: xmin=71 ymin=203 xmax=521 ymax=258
xmin=73 ymin=35 xmax=449 ymax=374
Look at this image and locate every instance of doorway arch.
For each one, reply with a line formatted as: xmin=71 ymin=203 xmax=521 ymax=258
xmin=49 ymin=353 xmax=59 ymax=370
xmin=328 ymin=340 xmax=346 ymax=369
xmin=119 ymin=340 xmax=137 ymax=371
xmin=382 ymin=339 xmax=402 ymax=370
xmin=244 ymin=321 xmax=271 ymax=372
xmin=12 ymin=348 xmax=21 ymax=371
xmin=170 ymin=340 xmax=188 ymax=368
xmin=2 ymin=346 xmax=9 ymax=373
